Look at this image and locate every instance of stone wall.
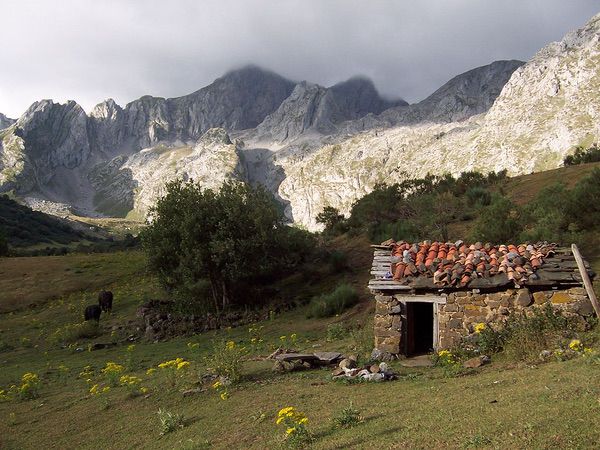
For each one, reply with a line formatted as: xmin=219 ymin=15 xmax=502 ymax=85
xmin=373 ymin=287 xmax=593 ymax=357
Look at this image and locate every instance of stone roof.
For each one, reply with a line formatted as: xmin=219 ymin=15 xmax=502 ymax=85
xmin=368 ymin=240 xmax=595 ymax=293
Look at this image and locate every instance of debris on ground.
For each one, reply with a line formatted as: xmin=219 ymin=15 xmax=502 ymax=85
xmin=332 ymin=361 xmax=397 ymax=382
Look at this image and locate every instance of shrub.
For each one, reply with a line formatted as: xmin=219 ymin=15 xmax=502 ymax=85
xmin=333 ymin=401 xmax=363 ymax=429
xmin=205 ymin=340 xmax=246 ymax=384
xmin=89 ymin=384 xmax=111 ymax=409
xmin=306 ymin=284 xmax=359 ymax=318
xmin=470 ymin=304 xmax=577 ymax=362
xmin=316 ymin=206 xmax=348 ymax=236
xmin=101 ymin=362 xmax=125 ymax=387
xmin=157 ymin=357 xmax=191 ymax=388
xmin=563 ymin=144 xmax=600 ymax=166
xmin=275 ymin=406 xmax=311 ymax=448
xmin=471 ymin=195 xmax=522 ymax=243
xmin=157 ymin=408 xmax=184 ymax=435
xmin=327 ymin=250 xmax=349 ymax=273
xmin=567 ymin=168 xmax=600 ymax=231
xmin=119 ymin=375 xmax=147 ymax=397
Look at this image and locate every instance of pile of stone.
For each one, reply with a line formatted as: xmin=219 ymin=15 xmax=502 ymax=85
xmin=272 ymin=351 xmax=343 ymax=372
xmin=332 ymin=357 xmax=397 ymax=382
xmin=136 ymin=299 xmax=270 ymax=341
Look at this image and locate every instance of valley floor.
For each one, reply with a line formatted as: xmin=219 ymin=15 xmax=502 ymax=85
xmin=1 ymin=251 xmax=600 ymax=449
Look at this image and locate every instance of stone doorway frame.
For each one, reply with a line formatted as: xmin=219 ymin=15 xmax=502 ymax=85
xmin=397 ymin=294 xmax=447 ymax=354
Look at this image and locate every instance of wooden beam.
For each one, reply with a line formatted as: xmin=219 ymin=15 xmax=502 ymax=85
xmin=571 ymin=244 xmax=600 ymax=317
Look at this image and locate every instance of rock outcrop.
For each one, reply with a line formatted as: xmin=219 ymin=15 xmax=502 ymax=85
xmin=87 ymin=128 xmax=245 ymax=217
xmin=0 ymin=113 xmax=15 ymax=130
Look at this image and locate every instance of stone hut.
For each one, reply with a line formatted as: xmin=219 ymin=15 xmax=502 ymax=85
xmin=369 ymin=240 xmax=598 ymax=358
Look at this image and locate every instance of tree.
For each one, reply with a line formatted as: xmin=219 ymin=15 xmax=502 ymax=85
xmin=142 ymin=180 xmax=313 ymax=313
xmin=410 ymin=192 xmax=464 ymax=241
xmin=567 ymin=168 xmax=600 ymax=231
xmin=316 ymin=206 xmax=348 ymax=236
xmin=471 ymin=195 xmax=522 ymax=243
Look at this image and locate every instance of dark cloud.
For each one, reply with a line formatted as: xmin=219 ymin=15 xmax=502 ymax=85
xmin=1 ymin=0 xmax=598 ymax=117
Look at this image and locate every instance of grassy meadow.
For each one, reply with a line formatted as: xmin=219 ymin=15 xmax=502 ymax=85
xmin=1 ymin=248 xmax=600 ymax=449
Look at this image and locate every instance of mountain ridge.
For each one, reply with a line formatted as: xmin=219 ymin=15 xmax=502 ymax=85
xmin=1 ymin=12 xmax=599 ymax=230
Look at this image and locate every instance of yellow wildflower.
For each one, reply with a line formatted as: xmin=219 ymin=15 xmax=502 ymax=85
xmin=140 ymin=387 xmax=149 ymax=394
xmin=569 ymin=339 xmax=582 ymax=351
xmin=220 ymin=392 xmax=229 ymax=400
xmin=127 ymin=344 xmax=136 ymax=352
xmin=278 ymin=406 xmax=294 ymax=417
xmin=474 ymin=323 xmax=486 ymax=334
xmin=212 ymin=380 xmax=222 ymax=389
xmin=226 ymin=341 xmax=236 ymax=350
xmin=146 ymin=368 xmax=156 ymax=376
xmin=177 ymin=361 xmax=190 ymax=371
xmin=286 ymin=427 xmax=296 ymax=435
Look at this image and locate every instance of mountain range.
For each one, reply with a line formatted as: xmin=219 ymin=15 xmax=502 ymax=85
xmin=1 ymin=12 xmax=599 ymax=229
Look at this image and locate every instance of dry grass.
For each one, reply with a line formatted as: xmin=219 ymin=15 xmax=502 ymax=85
xmin=503 ymin=161 xmax=600 ymax=206
xmin=0 ymin=251 xmax=147 ymax=313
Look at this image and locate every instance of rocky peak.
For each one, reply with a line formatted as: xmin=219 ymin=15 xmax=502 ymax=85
xmin=90 ymin=98 xmax=123 ymax=120
xmin=375 ymin=60 xmax=525 ymax=125
xmin=14 ymin=99 xmax=90 ymax=168
xmin=253 ymin=75 xmax=408 ymax=144
xmin=329 ymin=76 xmax=408 ymax=118
xmin=254 ymin=81 xmax=338 ymax=142
xmin=0 ymin=113 xmax=15 ymax=130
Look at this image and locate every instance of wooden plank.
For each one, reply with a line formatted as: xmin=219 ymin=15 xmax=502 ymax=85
xmin=370 ymin=244 xmax=393 ymax=249
xmin=369 ymin=285 xmax=413 ymax=291
xmin=571 ymin=244 xmax=600 ymax=317
xmin=396 ymin=294 xmax=447 ymax=304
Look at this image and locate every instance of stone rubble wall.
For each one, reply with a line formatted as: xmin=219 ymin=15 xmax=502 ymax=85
xmin=374 ymin=287 xmax=593 ymax=357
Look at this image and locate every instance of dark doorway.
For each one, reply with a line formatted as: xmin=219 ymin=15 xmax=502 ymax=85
xmin=405 ymin=302 xmax=434 ymax=356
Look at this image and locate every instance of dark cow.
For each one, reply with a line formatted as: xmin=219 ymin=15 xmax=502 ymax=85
xmin=84 ymin=304 xmax=102 ymax=322
xmin=98 ymin=290 xmax=113 ymax=313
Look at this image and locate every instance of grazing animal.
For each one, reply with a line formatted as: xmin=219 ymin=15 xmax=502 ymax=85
xmin=84 ymin=304 xmax=102 ymax=322
xmin=98 ymin=290 xmax=113 ymax=313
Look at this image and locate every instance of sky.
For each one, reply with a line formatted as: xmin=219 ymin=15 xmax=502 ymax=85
xmin=1 ymin=0 xmax=598 ymax=118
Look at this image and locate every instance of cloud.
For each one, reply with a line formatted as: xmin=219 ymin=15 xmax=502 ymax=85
xmin=0 ymin=0 xmax=597 ymax=117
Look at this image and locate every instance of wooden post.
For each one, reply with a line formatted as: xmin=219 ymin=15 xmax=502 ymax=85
xmin=571 ymin=244 xmax=600 ymax=317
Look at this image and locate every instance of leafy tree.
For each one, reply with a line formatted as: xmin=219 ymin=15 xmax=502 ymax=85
xmin=142 ymin=180 xmax=314 ymax=313
xmin=567 ymin=168 xmax=600 ymax=231
xmin=316 ymin=206 xmax=348 ymax=236
xmin=520 ymin=183 xmax=570 ymax=242
xmin=563 ymin=145 xmax=600 ymax=166
xmin=410 ymin=192 xmax=465 ymax=241
xmin=471 ymin=195 xmax=522 ymax=243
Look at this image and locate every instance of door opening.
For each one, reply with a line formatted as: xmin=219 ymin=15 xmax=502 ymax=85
xmin=406 ymin=302 xmax=434 ymax=356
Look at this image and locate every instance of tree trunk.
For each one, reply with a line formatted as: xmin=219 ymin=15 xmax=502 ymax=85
xmin=222 ymin=279 xmax=230 ymax=311
xmin=208 ymin=273 xmax=220 ymax=315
